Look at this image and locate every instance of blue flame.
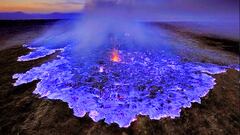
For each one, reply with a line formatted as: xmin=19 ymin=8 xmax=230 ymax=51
xmin=13 ymin=37 xmax=229 ymax=127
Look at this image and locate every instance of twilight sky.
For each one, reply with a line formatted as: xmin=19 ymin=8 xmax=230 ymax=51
xmin=0 ymin=0 xmax=239 ymax=22
xmin=0 ymin=0 xmax=85 ymax=13
xmin=0 ymin=0 xmax=239 ymax=14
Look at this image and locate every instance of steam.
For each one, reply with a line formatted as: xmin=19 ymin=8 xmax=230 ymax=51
xmin=1 ymin=0 xmax=238 ymax=51
xmin=29 ymin=0 xmax=239 ymax=53
xmin=30 ymin=1 xmax=175 ymax=58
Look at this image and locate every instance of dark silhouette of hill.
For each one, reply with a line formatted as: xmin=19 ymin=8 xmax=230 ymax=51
xmin=0 ymin=12 xmax=81 ymax=20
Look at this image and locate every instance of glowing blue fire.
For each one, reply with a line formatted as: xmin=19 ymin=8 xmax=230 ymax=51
xmin=13 ymin=39 xmax=230 ymax=127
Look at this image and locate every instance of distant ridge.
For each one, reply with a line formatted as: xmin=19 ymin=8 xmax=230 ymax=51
xmin=0 ymin=12 xmax=82 ymax=20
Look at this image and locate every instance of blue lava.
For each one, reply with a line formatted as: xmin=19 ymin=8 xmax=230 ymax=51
xmin=13 ymin=39 xmax=231 ymax=128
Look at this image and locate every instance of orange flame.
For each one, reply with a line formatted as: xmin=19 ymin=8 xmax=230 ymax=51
xmin=111 ymin=49 xmax=121 ymax=62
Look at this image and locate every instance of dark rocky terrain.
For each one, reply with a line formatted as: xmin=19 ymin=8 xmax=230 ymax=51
xmin=0 ymin=20 xmax=239 ymax=135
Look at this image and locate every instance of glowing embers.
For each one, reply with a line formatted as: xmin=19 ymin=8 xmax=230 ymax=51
xmin=111 ymin=49 xmax=121 ymax=62
xmin=13 ymin=45 xmax=228 ymax=127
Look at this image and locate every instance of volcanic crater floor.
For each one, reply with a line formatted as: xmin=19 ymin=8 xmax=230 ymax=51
xmin=0 ymin=20 xmax=239 ymax=135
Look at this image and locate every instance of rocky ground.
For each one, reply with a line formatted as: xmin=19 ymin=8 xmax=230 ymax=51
xmin=0 ymin=20 xmax=239 ymax=135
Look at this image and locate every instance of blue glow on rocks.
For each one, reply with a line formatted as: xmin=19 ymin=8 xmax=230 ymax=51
xmin=18 ymin=46 xmax=58 ymax=61
xmin=13 ymin=40 xmax=230 ymax=127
